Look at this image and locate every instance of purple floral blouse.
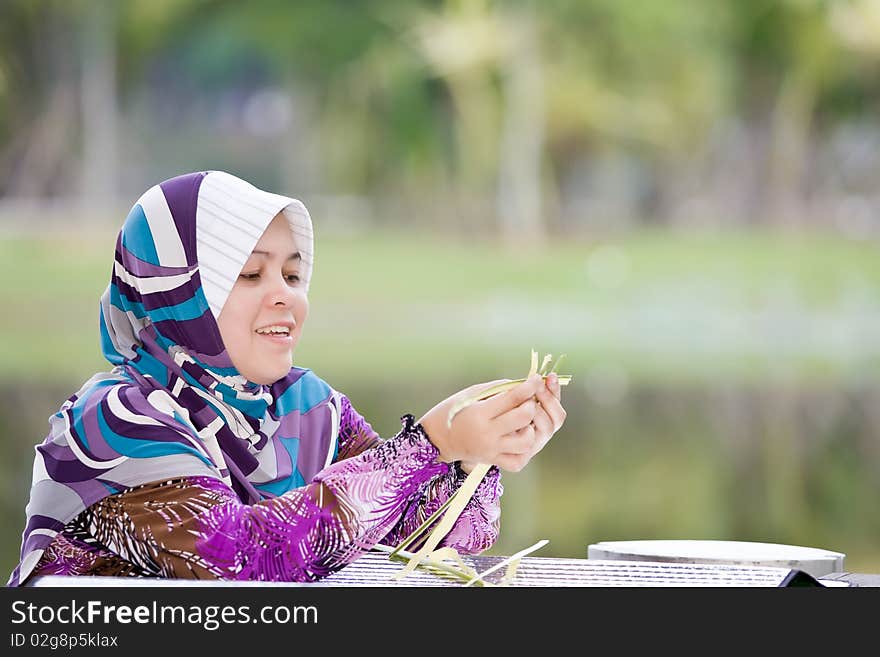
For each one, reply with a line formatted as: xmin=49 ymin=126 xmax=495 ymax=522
xmin=25 ymin=394 xmax=502 ymax=583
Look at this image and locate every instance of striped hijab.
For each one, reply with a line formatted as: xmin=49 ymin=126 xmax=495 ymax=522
xmin=10 ymin=171 xmax=340 ymax=586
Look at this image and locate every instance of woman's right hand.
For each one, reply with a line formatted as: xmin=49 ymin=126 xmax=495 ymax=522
xmin=417 ymin=375 xmax=545 ymax=472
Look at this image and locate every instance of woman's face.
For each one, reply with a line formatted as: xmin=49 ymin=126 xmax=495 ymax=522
xmin=217 ymin=212 xmax=309 ymax=384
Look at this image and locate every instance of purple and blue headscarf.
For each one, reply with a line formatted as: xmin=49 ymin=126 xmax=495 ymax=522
xmin=10 ymin=171 xmax=340 ymax=586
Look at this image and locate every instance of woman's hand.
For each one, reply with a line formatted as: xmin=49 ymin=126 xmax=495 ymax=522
xmin=521 ymin=372 xmax=567 ymax=471
xmin=418 ymin=373 xmax=566 ymax=473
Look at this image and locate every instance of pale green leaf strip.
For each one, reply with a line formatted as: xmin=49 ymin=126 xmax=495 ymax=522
xmin=550 ymin=353 xmax=567 ymax=374
xmin=373 ymin=544 xmax=487 ymax=585
xmin=396 ymin=463 xmax=492 ymax=578
xmin=445 ymin=378 xmax=529 ymax=429
xmin=425 ymin=546 xmax=481 ymax=580
xmin=425 ymin=546 xmax=464 ymax=562
xmin=464 ymin=539 xmax=550 ymax=587
xmin=446 ymin=380 xmax=521 ymax=428
xmin=502 ymin=558 xmax=521 ymax=586
xmin=446 ymin=375 xmax=573 ymax=428
xmin=538 ymin=353 xmax=553 ymax=376
xmin=389 ymin=493 xmax=458 ymax=558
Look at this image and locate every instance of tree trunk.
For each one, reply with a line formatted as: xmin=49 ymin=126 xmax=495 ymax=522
xmin=80 ymin=0 xmax=119 ymax=207
xmin=497 ymin=12 xmax=545 ymax=246
xmin=767 ymin=71 xmax=816 ymax=228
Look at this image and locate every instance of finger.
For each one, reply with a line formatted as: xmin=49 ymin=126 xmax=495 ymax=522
xmin=495 ymin=452 xmax=531 ymax=473
xmin=532 ymin=419 xmax=555 ymax=457
xmin=546 ymin=372 xmax=561 ymax=400
xmin=532 ymin=402 xmax=554 ymax=439
xmin=490 ymin=398 xmax=538 ymax=436
xmin=496 ymin=423 xmax=536 ymax=455
xmin=482 ymin=374 xmax=543 ymax=419
xmin=529 ymin=406 xmax=555 ymax=454
xmin=536 ymin=387 xmax=566 ymax=433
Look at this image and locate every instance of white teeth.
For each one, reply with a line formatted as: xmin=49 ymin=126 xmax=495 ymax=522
xmin=256 ymin=325 xmax=290 ymax=335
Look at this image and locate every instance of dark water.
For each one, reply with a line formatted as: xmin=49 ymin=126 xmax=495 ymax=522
xmin=3 ymin=377 xmax=879 ymax=577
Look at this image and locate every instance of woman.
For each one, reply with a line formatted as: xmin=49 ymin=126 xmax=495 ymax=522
xmin=8 ymin=170 xmax=566 ymax=586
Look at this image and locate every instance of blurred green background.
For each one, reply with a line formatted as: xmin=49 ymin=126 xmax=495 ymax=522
xmin=2 ymin=0 xmax=880 ymax=576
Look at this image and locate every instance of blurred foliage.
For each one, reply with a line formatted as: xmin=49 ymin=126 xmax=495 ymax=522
xmin=2 ymin=0 xmax=880 ymax=228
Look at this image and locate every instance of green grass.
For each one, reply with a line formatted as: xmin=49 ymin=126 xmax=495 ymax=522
xmin=2 ymin=225 xmax=879 ymax=386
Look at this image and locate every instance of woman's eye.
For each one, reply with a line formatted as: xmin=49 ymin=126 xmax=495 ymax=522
xmin=238 ymin=271 xmax=300 ymax=284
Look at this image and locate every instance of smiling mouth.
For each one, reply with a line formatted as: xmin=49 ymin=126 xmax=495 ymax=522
xmin=255 ymin=325 xmax=291 ymax=337
xmin=255 ymin=332 xmax=294 ymax=349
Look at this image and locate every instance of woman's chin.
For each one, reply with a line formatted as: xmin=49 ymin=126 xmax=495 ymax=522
xmin=243 ymin=365 xmax=293 ymax=386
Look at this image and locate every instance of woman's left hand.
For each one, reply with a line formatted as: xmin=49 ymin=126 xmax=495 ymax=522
xmin=460 ymin=373 xmax=567 ymax=474
xmin=531 ymin=371 xmax=567 ymax=456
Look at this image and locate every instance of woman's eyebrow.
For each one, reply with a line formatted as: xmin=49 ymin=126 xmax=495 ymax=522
xmin=250 ymin=250 xmax=301 ymax=261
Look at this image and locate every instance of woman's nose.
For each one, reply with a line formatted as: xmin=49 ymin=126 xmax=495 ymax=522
xmin=267 ymin=274 xmax=297 ymax=306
